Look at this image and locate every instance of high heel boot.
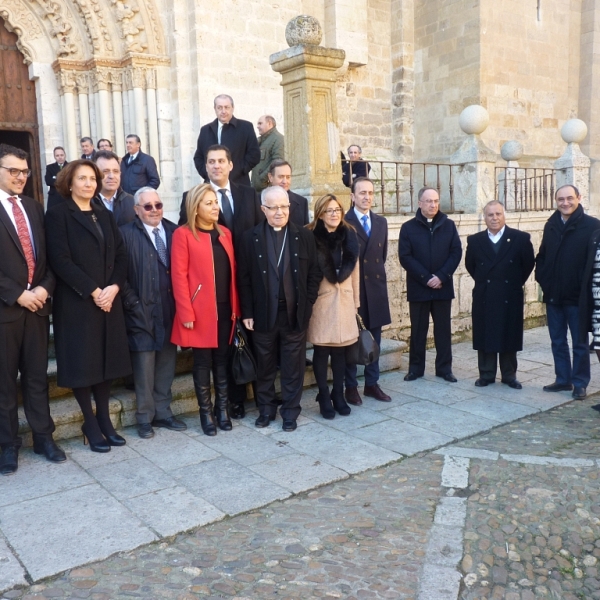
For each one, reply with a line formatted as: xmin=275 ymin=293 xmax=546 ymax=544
xmin=331 ymin=387 xmax=351 ymax=416
xmin=316 ymin=389 xmax=335 ymax=420
xmin=213 ymin=364 xmax=232 ymax=431
xmin=194 ymin=366 xmax=217 ymax=436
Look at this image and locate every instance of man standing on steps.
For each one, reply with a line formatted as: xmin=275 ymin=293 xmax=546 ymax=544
xmin=344 ymin=177 xmax=392 ymax=405
xmin=251 ymin=116 xmax=284 ymax=192
xmin=398 ymin=186 xmax=462 ymax=383
xmin=0 ymin=144 xmax=66 ymax=475
xmin=465 ymin=201 xmax=535 ymax=389
xmin=535 ymin=184 xmax=600 ymax=400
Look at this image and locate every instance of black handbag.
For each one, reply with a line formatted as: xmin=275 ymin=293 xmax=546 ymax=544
xmin=230 ymin=319 xmax=258 ymax=384
xmin=352 ymin=314 xmax=380 ymax=366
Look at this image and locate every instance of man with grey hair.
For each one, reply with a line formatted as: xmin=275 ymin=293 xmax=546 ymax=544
xmin=80 ymin=136 xmax=96 ymax=161
xmin=120 ymin=187 xmax=187 ymax=438
xmin=194 ymin=94 xmax=260 ymax=187
xmin=342 ymin=144 xmax=371 ymax=187
xmin=251 ymin=115 xmax=284 ymax=192
xmin=465 ymin=200 xmax=535 ymax=388
xmin=238 ymin=186 xmax=321 ymax=431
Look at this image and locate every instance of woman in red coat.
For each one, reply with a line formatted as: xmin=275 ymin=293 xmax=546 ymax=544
xmin=171 ymin=184 xmax=240 ymax=436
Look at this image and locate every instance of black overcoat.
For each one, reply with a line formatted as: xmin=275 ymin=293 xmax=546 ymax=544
xmin=345 ymin=208 xmax=391 ymax=329
xmin=44 ymin=162 xmax=68 ymax=209
xmin=237 ymin=221 xmax=321 ymax=333
xmin=465 ymin=227 xmax=535 ymax=352
xmin=578 ymin=229 xmax=600 ymax=343
xmin=288 ymin=190 xmax=310 ymax=227
xmin=45 ymin=199 xmax=131 ymax=388
xmin=398 ymin=209 xmax=462 ymax=302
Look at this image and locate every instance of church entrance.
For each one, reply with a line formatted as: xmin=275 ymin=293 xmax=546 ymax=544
xmin=0 ymin=17 xmax=42 ymax=202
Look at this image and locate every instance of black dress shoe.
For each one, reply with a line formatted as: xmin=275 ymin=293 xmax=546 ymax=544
xmin=82 ymin=425 xmax=110 ymax=453
xmin=255 ymin=415 xmax=273 ymax=428
xmin=543 ymin=382 xmax=573 ymax=392
xmin=33 ymin=438 xmax=67 ymax=462
xmin=152 ymin=416 xmax=187 ymax=431
xmin=282 ymin=419 xmax=297 ymax=432
xmin=363 ymin=384 xmax=391 ymax=402
xmin=0 ymin=446 xmax=18 ymax=475
xmin=439 ymin=373 xmax=457 ymax=383
xmin=230 ymin=403 xmax=246 ymax=419
xmin=502 ymin=379 xmax=522 ymax=390
xmin=404 ymin=372 xmax=420 ymax=381
xmin=475 ymin=378 xmax=493 ymax=387
xmin=105 ymin=433 xmax=127 ymax=446
xmin=573 ymin=386 xmax=587 ymax=400
xmin=137 ymin=423 xmax=155 ymax=439
xmin=345 ymin=387 xmax=363 ymax=406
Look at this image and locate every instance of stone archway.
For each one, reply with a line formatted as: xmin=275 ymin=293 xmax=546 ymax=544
xmin=0 ymin=17 xmax=42 ymax=201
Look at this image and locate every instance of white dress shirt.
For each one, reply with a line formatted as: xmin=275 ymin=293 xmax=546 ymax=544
xmin=100 ymin=192 xmax=116 ymax=212
xmin=354 ymin=206 xmax=370 ymax=232
xmin=210 ymin=181 xmax=234 ymax=214
xmin=488 ymin=226 xmax=505 ymax=244
xmin=142 ymin=220 xmax=166 ymax=249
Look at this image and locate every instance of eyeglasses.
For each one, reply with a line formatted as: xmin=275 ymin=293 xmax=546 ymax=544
xmin=324 ymin=208 xmax=343 ymax=215
xmin=140 ymin=202 xmax=163 ymax=211
xmin=0 ymin=166 xmax=31 ymax=178
xmin=263 ymin=204 xmax=290 ymax=212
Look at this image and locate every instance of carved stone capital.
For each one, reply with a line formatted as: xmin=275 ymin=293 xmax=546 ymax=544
xmin=57 ymin=68 xmax=77 ymax=94
xmin=131 ymin=66 xmax=147 ymax=89
xmin=75 ymin=72 xmax=90 ymax=94
xmin=92 ymin=68 xmax=111 ymax=92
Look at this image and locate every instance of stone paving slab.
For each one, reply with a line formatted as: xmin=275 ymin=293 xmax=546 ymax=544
xmin=3 ymin=326 xmax=600 ymax=594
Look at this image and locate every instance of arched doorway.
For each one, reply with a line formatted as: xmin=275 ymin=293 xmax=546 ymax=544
xmin=0 ymin=17 xmax=42 ymax=202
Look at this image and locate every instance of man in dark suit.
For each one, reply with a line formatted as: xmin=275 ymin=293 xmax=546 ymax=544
xmin=238 ymin=186 xmax=321 ymax=431
xmin=120 ymin=187 xmax=187 ymax=439
xmin=193 ymin=94 xmax=260 ymax=187
xmin=398 ymin=186 xmax=462 ymax=382
xmin=93 ymin=150 xmax=136 ymax=226
xmin=80 ymin=137 xmax=96 ymax=161
xmin=45 ymin=146 xmax=68 ymax=209
xmin=120 ymin=134 xmax=160 ymax=195
xmin=267 ymin=159 xmax=310 ymax=227
xmin=344 ymin=178 xmax=392 ymax=404
xmin=465 ymin=201 xmax=535 ymax=388
xmin=342 ymin=145 xmax=371 ymax=188
xmin=0 ymin=144 xmax=66 ymax=475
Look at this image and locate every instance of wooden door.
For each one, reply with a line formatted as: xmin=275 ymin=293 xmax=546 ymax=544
xmin=0 ymin=17 xmax=42 ymax=202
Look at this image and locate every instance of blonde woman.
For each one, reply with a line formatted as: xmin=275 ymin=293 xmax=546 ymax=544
xmin=307 ymin=194 xmax=360 ymax=419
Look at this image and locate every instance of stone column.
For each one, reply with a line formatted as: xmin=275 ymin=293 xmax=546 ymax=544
xmin=95 ymin=69 xmax=112 ymax=141
xmin=76 ymin=73 xmax=91 ymax=139
xmin=496 ymin=141 xmax=525 ymax=211
xmin=449 ymin=105 xmax=497 ymax=213
xmin=111 ymin=71 xmax=125 ymax=157
xmin=270 ymin=16 xmax=348 ymax=207
xmin=59 ymin=70 xmax=78 ymax=161
xmin=132 ymin=68 xmax=147 ymax=149
xmin=554 ymin=119 xmax=591 ymax=210
xmin=145 ymin=69 xmax=160 ymax=167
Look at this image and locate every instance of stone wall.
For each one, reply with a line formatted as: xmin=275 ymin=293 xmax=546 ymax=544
xmin=381 ymin=211 xmax=550 ymax=344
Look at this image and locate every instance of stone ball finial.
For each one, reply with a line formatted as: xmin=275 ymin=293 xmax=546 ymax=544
xmin=285 ymin=15 xmax=323 ymax=47
xmin=561 ymin=118 xmax=588 ymax=144
xmin=501 ymin=140 xmax=523 ymax=162
xmin=459 ymin=105 xmax=490 ymax=135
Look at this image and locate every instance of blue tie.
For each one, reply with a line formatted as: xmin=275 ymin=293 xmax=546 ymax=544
xmin=361 ymin=214 xmax=370 ymax=237
xmin=153 ymin=228 xmax=169 ymax=267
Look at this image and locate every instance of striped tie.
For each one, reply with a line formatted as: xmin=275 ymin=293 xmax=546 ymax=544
xmin=8 ymin=197 xmax=36 ymax=284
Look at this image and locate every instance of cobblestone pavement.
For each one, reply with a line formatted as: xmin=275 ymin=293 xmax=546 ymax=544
xmin=3 ymin=386 xmax=600 ymax=599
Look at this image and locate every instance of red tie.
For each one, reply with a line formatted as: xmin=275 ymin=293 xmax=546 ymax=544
xmin=8 ymin=197 xmax=36 ymax=285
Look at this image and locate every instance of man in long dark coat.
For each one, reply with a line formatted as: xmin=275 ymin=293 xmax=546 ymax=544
xmin=465 ymin=201 xmax=535 ymax=388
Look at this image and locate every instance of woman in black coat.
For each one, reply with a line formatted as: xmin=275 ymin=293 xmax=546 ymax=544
xmin=46 ymin=160 xmax=131 ymax=452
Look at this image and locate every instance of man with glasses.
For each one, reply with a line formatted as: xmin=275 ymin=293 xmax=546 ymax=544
xmin=97 ymin=139 xmax=113 ymax=151
xmin=93 ymin=150 xmax=136 ymax=226
xmin=0 ymin=144 xmax=66 ymax=474
xmin=399 ymin=186 xmax=462 ymax=382
xmin=238 ymin=186 xmax=321 ymax=431
xmin=120 ymin=187 xmax=187 ymax=438
xmin=535 ymin=184 xmax=600 ymax=400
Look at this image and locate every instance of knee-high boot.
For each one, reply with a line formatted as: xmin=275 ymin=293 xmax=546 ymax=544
xmin=194 ymin=365 xmax=217 ymax=436
xmin=213 ymin=364 xmax=232 ymax=431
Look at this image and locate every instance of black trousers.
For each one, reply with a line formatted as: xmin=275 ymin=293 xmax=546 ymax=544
xmin=477 ymin=351 xmax=518 ymax=383
xmin=252 ymin=308 xmax=306 ymax=421
xmin=0 ymin=311 xmax=55 ymax=448
xmin=408 ymin=299 xmax=452 ymax=377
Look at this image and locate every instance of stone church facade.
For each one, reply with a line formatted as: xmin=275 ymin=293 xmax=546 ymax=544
xmin=0 ymin=0 xmax=598 ymax=339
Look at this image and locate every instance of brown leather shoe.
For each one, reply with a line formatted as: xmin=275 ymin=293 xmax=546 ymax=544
xmin=363 ymin=384 xmax=391 ymax=402
xmin=345 ymin=387 xmax=362 ymax=406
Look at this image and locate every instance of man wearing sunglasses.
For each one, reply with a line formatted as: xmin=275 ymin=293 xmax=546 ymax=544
xmin=120 ymin=187 xmax=187 ymax=439
xmin=0 ymin=144 xmax=66 ymax=474
xmin=92 ymin=150 xmax=136 ymax=226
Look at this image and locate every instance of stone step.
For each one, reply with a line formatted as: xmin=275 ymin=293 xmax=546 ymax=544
xmin=17 ymin=339 xmax=406 ymax=446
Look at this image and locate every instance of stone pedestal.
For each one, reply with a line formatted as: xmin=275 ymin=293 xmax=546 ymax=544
xmin=554 ymin=119 xmax=591 ymax=209
xmin=449 ymin=105 xmax=497 ymax=213
xmin=497 ymin=141 xmax=524 ymax=210
xmin=270 ymin=28 xmax=348 ymax=208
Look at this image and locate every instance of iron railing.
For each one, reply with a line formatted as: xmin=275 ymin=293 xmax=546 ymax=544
xmin=343 ymin=159 xmax=458 ymax=215
xmin=495 ymin=167 xmax=556 ymax=211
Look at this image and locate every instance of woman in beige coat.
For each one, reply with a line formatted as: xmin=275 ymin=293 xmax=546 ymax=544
xmin=307 ymin=194 xmax=360 ymax=418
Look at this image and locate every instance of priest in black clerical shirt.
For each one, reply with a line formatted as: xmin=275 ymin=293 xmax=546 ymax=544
xmin=237 ymin=186 xmax=321 ymax=432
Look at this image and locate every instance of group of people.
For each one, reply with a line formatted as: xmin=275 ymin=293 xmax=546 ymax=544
xmin=0 ymin=92 xmax=597 ymax=477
